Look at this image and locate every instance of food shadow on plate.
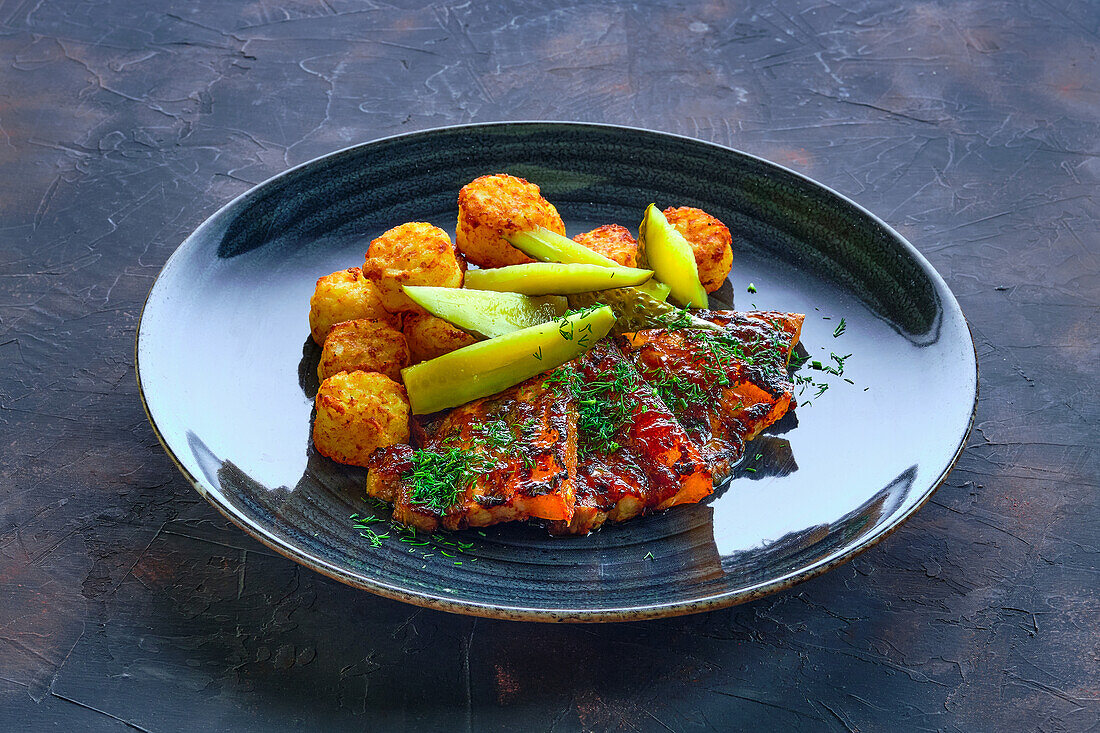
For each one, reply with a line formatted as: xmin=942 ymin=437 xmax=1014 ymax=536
xmin=727 ymin=435 xmax=798 ymax=482
xmin=708 ymin=281 xmax=735 ymax=310
xmin=299 ymin=337 xmax=322 ymax=399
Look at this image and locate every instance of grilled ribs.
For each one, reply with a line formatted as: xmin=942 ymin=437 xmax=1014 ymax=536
xmin=549 ymin=341 xmax=712 ymax=535
xmin=364 ymin=310 xmax=804 ymax=534
xmin=618 ymin=310 xmax=804 ymax=478
xmin=366 ymin=374 xmax=577 ymax=531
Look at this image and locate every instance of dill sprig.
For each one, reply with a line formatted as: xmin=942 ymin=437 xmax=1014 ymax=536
xmin=557 ymin=308 xmax=598 ymax=349
xmin=404 ymin=447 xmax=491 ymax=514
xmin=791 ymin=347 xmax=854 ymax=405
xmin=546 ymin=360 xmax=640 ymax=456
xmin=647 ymin=369 xmax=708 ymax=413
xmin=655 ymin=306 xmax=694 ymax=331
xmin=407 ymin=417 xmax=535 ymax=515
xmin=689 ymin=327 xmax=788 ymax=387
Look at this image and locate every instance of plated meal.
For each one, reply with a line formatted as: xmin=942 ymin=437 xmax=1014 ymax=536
xmin=307 ymin=173 xmax=806 ymax=535
xmin=138 ymin=122 xmax=977 ymax=619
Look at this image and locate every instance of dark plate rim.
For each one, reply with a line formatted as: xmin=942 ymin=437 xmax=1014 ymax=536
xmin=135 ymin=121 xmax=979 ymax=622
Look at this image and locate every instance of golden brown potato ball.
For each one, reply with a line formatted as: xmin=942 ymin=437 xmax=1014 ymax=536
xmin=317 ymin=318 xmax=410 ymax=382
xmin=572 ymin=224 xmax=639 ymax=267
xmin=308 ymin=267 xmax=398 ymax=345
xmin=313 ymin=371 xmax=410 ymax=466
xmin=362 ymin=222 xmax=465 ymax=314
xmin=456 ymin=174 xmax=566 ymax=268
xmin=402 ymin=313 xmax=477 ymax=364
xmin=663 ymin=206 xmax=733 ymax=293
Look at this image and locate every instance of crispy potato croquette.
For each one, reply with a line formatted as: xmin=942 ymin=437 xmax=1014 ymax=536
xmin=402 ymin=313 xmax=477 ymax=364
xmin=662 ymin=206 xmax=733 ymax=293
xmin=313 ymin=371 xmax=410 ymax=466
xmin=317 ymin=319 xmax=410 ymax=382
xmin=308 ymin=267 xmax=397 ymax=345
xmin=572 ymin=224 xmax=639 ymax=267
xmin=456 ymin=174 xmax=566 ymax=268
xmin=362 ymin=222 xmax=465 ymax=314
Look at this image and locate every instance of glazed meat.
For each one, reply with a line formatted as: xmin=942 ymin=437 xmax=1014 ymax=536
xmin=366 ymin=374 xmax=577 ymax=531
xmin=549 ymin=342 xmax=712 ymax=535
xmin=366 ymin=310 xmax=804 ymax=535
xmin=618 ymin=310 xmax=804 ymax=478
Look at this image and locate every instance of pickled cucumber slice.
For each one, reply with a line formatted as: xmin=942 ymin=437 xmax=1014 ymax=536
xmin=638 ymin=204 xmax=709 ymax=309
xmin=506 ymin=226 xmax=671 ymax=302
xmin=641 ymin=280 xmax=672 ymax=302
xmin=401 ymin=306 xmax=616 ymax=414
xmin=507 ymin=227 xmax=617 ymax=267
xmin=565 ymin=288 xmax=721 ymax=335
xmin=464 ymin=262 xmax=653 ymax=295
xmin=402 ymin=286 xmax=567 ymax=339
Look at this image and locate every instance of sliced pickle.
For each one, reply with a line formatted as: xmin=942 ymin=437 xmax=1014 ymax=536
xmin=464 ymin=262 xmax=653 ymax=295
xmin=507 ymin=227 xmax=617 ymax=267
xmin=402 ymin=286 xmax=567 ymax=339
xmin=401 ymin=306 xmax=616 ymax=414
xmin=644 ymin=280 xmax=672 ymax=302
xmin=506 ymin=226 xmax=670 ymax=301
xmin=638 ymin=204 xmax=709 ymax=309
xmin=565 ymin=288 xmax=721 ymax=335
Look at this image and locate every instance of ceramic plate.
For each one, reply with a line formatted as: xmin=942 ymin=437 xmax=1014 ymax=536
xmin=137 ymin=122 xmax=977 ymax=622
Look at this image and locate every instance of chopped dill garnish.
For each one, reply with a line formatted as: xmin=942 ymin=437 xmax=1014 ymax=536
xmin=403 ymin=447 xmax=491 ymax=514
xmin=648 ymin=369 xmax=707 ymax=414
xmin=690 ymin=327 xmax=787 ymax=386
xmin=546 ymin=360 xmax=640 ymax=456
xmin=561 ymin=304 xmax=603 ymax=319
xmin=656 ymin=306 xmax=694 ymax=331
xmin=833 ymin=318 xmax=847 ymax=338
xmin=791 ymin=342 xmax=854 ymax=405
xmin=747 ymin=283 xmax=757 ymax=293
xmin=359 ymin=527 xmax=389 ymax=548
xmin=831 ymin=352 xmax=851 ymax=374
xmin=643 ymin=551 xmax=655 ymax=561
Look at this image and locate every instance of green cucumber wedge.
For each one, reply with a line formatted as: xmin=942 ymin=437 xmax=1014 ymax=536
xmin=464 ymin=262 xmax=653 ymax=295
xmin=507 ymin=227 xmax=617 ymax=266
xmin=505 ymin=226 xmax=671 ymax=302
xmin=402 ymin=286 xmax=567 ymax=339
xmin=401 ymin=306 xmax=616 ymax=414
xmin=638 ymin=204 xmax=709 ymax=309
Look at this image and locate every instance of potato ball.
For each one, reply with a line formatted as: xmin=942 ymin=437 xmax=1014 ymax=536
xmin=456 ymin=174 xmax=566 ymax=268
xmin=572 ymin=224 xmax=639 ymax=267
xmin=662 ymin=206 xmax=733 ymax=293
xmin=308 ymin=267 xmax=397 ymax=345
xmin=313 ymin=371 xmax=410 ymax=466
xmin=317 ymin=318 xmax=410 ymax=382
xmin=402 ymin=313 xmax=477 ymax=364
xmin=362 ymin=222 xmax=465 ymax=314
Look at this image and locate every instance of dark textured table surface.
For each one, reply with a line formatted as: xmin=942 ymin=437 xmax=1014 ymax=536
xmin=2 ymin=1 xmax=1097 ymax=731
